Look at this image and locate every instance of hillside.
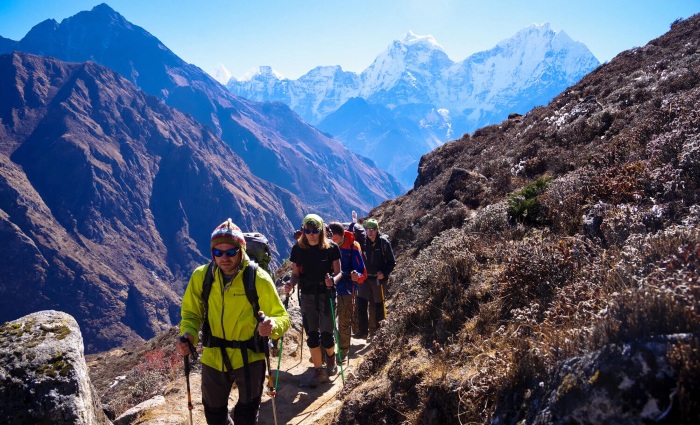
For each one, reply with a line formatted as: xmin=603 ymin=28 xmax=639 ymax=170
xmin=335 ymin=14 xmax=700 ymax=424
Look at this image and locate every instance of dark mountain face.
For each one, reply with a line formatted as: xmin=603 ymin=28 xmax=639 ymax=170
xmin=0 ymin=3 xmax=403 ymax=217
xmin=0 ymin=51 xmax=305 ymax=352
xmin=338 ymin=15 xmax=700 ymax=423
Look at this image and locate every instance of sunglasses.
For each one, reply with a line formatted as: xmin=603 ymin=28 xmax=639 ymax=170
xmin=303 ymin=228 xmax=320 ymax=235
xmin=212 ymin=247 xmax=240 ymax=257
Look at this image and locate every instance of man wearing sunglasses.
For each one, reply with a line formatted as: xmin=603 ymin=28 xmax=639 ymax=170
xmin=177 ymin=219 xmax=290 ymax=425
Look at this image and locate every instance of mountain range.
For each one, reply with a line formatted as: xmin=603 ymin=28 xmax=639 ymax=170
xmin=0 ymin=3 xmax=401 ymax=352
xmin=227 ymin=27 xmax=600 ymax=187
xmin=0 ymin=3 xmax=403 ymax=216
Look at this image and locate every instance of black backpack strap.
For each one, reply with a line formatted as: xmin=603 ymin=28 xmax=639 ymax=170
xmin=244 ymin=262 xmax=260 ymax=317
xmin=201 ymin=262 xmax=215 ymax=347
xmin=243 ymin=261 xmax=260 ymax=401
xmin=380 ymin=235 xmax=388 ymax=261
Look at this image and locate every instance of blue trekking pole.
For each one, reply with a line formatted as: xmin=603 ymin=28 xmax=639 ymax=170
xmin=328 ymin=287 xmax=345 ymax=385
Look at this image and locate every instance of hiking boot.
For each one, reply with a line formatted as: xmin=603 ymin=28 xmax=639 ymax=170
xmin=307 ymin=367 xmax=329 ymax=387
xmin=352 ymin=332 xmax=368 ymax=339
xmin=326 ymin=353 xmax=338 ymax=376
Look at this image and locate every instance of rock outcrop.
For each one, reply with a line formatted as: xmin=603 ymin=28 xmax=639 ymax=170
xmin=492 ymin=335 xmax=691 ymax=424
xmin=0 ymin=310 xmax=111 ymax=424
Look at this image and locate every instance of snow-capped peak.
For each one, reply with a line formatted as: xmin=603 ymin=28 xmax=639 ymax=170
xmin=495 ymin=22 xmax=560 ymax=49
xmin=211 ymin=63 xmax=232 ymax=85
xmin=399 ymin=31 xmax=444 ymax=51
xmin=239 ymin=66 xmax=286 ymax=82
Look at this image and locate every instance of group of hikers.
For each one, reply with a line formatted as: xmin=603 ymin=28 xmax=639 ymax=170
xmin=175 ymin=213 xmax=396 ymax=425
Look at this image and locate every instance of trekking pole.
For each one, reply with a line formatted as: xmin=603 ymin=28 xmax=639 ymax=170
xmin=275 ymin=292 xmax=290 ymax=391
xmin=298 ymin=289 xmax=304 ymax=362
xmin=349 ymin=284 xmax=357 ymax=369
xmin=327 ymin=287 xmax=345 ymax=385
xmin=179 ymin=336 xmax=198 ymax=425
xmin=256 ymin=312 xmax=278 ymax=425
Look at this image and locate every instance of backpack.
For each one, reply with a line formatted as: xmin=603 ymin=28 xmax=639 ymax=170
xmin=345 ymin=222 xmax=366 ymax=250
xmin=243 ymin=232 xmax=272 ymax=272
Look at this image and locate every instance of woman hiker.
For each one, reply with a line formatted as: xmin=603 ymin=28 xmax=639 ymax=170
xmin=284 ymin=214 xmax=342 ymax=387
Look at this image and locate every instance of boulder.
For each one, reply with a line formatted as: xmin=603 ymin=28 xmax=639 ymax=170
xmin=113 ymin=395 xmax=165 ymax=425
xmin=510 ymin=334 xmax=690 ymax=424
xmin=0 ymin=310 xmax=111 ymax=424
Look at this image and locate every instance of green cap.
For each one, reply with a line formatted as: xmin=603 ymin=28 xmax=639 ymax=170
xmin=302 ymin=214 xmax=324 ymax=229
xmin=364 ymin=218 xmax=379 ymax=229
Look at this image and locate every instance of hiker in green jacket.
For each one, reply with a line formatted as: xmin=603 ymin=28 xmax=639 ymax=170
xmin=176 ymin=219 xmax=290 ymax=425
xmin=284 ymin=214 xmax=341 ymax=387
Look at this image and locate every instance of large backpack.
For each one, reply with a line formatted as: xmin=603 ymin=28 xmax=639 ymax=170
xmin=243 ymin=232 xmax=272 ymax=272
xmin=344 ymin=222 xmax=367 ymax=250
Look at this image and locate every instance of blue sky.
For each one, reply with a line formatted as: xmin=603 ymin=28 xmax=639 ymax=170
xmin=1 ymin=1 xmax=698 ymax=80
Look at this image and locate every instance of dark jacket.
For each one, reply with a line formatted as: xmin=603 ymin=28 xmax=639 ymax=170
xmin=363 ymin=233 xmax=396 ymax=278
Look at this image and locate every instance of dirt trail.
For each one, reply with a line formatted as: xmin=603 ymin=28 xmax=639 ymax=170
xmin=257 ymin=334 xmax=371 ymax=425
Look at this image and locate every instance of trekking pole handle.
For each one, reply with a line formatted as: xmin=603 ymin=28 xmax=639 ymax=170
xmin=179 ymin=335 xmax=198 ymax=361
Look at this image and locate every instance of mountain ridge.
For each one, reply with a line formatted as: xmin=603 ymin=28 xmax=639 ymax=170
xmin=228 ymin=24 xmax=600 ymax=188
xmin=0 ymin=50 xmax=306 ymax=352
xmin=0 ymin=3 xmax=403 ymax=217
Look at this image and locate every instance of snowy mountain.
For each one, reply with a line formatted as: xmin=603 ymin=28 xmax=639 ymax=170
xmin=211 ymin=63 xmax=232 ymax=85
xmin=228 ymin=24 xmax=600 ymax=188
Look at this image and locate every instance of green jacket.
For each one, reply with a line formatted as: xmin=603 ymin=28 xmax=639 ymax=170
xmin=180 ymin=254 xmax=290 ymax=371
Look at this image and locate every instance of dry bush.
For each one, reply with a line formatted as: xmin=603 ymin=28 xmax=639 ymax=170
xmin=463 ymin=201 xmax=510 ymax=236
xmin=668 ymin=337 xmax=700 ymax=424
xmin=589 ymin=227 xmax=700 ymax=348
xmin=498 ymin=238 xmax=576 ymax=320
xmin=105 ymin=348 xmax=181 ymax=417
xmin=539 ymin=172 xmax=593 ymax=236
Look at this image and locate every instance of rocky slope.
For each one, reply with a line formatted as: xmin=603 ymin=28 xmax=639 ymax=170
xmin=335 ymin=14 xmax=700 ymax=424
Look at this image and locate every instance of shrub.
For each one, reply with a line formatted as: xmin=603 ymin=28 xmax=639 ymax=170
xmin=507 ymin=176 xmax=553 ymax=226
xmin=499 ymin=238 xmax=576 ymax=319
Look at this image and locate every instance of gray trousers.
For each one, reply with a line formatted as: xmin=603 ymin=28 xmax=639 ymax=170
xmin=201 ymin=360 xmax=265 ymax=425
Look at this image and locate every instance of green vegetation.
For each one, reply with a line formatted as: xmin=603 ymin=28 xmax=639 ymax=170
xmin=507 ymin=176 xmax=552 ymax=225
